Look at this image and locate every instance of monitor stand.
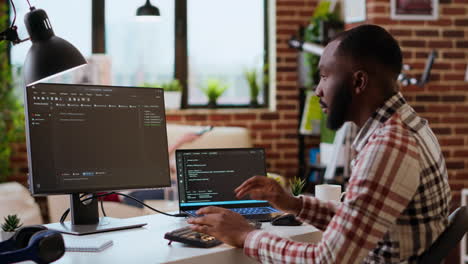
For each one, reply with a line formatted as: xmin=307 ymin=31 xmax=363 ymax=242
xmin=46 ymin=193 xmax=147 ymax=235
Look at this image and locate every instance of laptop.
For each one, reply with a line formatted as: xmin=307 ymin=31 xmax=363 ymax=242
xmin=176 ymin=148 xmax=280 ymax=222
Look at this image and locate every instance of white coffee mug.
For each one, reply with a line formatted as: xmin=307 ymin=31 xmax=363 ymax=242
xmin=315 ymin=184 xmax=345 ymax=202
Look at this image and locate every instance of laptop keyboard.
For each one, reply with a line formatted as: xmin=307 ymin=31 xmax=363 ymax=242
xmin=185 ymin=207 xmax=278 ymax=221
xmin=230 ymin=207 xmax=278 ymax=215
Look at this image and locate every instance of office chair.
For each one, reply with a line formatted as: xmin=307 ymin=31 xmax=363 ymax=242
xmin=418 ymin=206 xmax=468 ymax=264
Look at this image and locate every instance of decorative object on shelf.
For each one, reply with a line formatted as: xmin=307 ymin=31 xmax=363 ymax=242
xmin=1 ymin=214 xmax=23 ymax=241
xmin=398 ymin=50 xmax=436 ymax=87
xmin=300 ymin=92 xmax=321 ymax=135
xmin=390 ymin=0 xmax=439 ymax=20
xmin=200 ymin=79 xmax=228 ymax=108
xmin=303 ymin=0 xmax=343 ymax=87
xmin=290 ymin=176 xmax=306 ymax=196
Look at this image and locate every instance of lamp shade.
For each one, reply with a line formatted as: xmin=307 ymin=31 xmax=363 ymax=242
xmin=23 ymin=8 xmax=86 ymax=86
xmin=136 ymin=0 xmax=160 ymax=16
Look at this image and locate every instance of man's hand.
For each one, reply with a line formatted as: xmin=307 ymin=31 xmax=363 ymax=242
xmin=235 ymin=176 xmax=302 ymax=215
xmin=187 ymin=206 xmax=255 ymax=248
xmin=178 ymin=132 xmax=201 ymax=145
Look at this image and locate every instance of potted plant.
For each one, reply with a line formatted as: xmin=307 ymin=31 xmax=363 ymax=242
xmin=160 ymin=80 xmax=182 ymax=109
xmin=289 ymin=176 xmax=306 ymax=196
xmin=0 ymin=6 xmax=25 ymax=183
xmin=304 ymin=1 xmax=342 ymax=87
xmin=244 ymin=69 xmax=261 ymax=107
xmin=200 ymin=79 xmax=228 ymax=108
xmin=142 ymin=79 xmax=182 ymax=109
xmin=1 ymin=215 xmax=23 ymax=241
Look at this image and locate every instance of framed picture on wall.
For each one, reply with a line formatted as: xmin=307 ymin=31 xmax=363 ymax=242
xmin=391 ymin=0 xmax=438 ymax=20
xmin=343 ymin=0 xmax=366 ymax=23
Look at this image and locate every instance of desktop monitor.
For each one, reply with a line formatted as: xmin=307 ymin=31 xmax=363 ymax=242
xmin=25 ymin=83 xmax=171 ymax=235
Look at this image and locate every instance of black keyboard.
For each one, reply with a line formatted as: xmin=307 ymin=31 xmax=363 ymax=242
xmin=164 ymin=222 xmax=262 ymax=248
xmin=164 ymin=226 xmax=222 ymax=248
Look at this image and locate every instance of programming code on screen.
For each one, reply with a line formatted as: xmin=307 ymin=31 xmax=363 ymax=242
xmin=177 ymin=149 xmax=266 ymax=205
xmin=26 ymin=84 xmax=171 ymax=194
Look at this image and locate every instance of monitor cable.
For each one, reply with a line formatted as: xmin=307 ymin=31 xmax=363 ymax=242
xmin=59 ymin=192 xmax=188 ymax=223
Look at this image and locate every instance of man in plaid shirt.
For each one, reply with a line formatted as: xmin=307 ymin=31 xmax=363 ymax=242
xmin=188 ymin=24 xmax=451 ymax=263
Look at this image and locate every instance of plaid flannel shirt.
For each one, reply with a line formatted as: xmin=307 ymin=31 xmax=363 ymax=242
xmin=244 ymin=92 xmax=451 ymax=264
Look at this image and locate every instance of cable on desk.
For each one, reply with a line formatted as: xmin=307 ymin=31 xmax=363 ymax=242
xmin=59 ymin=193 xmax=87 ymax=223
xmin=59 ymin=192 xmax=188 ymax=223
xmin=100 ymin=198 xmax=106 ymax=217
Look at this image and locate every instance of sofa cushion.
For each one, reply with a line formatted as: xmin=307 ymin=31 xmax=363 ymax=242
xmin=166 ymin=124 xmax=252 ymax=149
xmin=0 ymin=182 xmax=43 ymax=225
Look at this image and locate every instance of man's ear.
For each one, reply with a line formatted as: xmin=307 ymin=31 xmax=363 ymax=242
xmin=353 ymin=70 xmax=368 ymax=95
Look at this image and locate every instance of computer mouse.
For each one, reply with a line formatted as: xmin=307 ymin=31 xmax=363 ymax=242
xmin=271 ymin=214 xmax=302 ymax=226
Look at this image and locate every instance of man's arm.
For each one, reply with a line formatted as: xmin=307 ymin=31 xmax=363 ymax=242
xmin=235 ymin=176 xmax=339 ymax=230
xmin=295 ymin=195 xmax=339 ymax=231
xmin=243 ymin=129 xmax=421 ymax=263
xmin=167 ymin=132 xmax=201 ymax=155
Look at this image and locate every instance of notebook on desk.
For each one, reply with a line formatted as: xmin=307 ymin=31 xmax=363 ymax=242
xmin=176 ymin=148 xmax=279 ymax=222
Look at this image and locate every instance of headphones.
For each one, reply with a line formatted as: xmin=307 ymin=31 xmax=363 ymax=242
xmin=0 ymin=225 xmax=65 ymax=264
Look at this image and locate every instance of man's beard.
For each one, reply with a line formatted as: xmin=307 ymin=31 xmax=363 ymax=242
xmin=327 ymin=82 xmax=352 ymax=130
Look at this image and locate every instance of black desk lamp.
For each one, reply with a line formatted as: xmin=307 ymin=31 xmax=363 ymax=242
xmin=0 ymin=1 xmax=87 ymax=86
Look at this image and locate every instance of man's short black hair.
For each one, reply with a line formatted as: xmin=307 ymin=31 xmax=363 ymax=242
xmin=333 ymin=24 xmax=402 ymax=80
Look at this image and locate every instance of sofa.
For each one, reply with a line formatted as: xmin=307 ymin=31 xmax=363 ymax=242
xmin=47 ymin=124 xmax=253 ymax=223
xmin=0 ymin=182 xmax=43 ymax=226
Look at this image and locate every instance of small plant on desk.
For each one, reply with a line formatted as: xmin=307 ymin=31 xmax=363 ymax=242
xmin=1 ymin=214 xmax=23 ymax=241
xmin=290 ymin=176 xmax=306 ymax=196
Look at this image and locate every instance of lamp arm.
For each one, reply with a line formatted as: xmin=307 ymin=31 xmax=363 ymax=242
xmin=0 ymin=26 xmax=29 ymax=45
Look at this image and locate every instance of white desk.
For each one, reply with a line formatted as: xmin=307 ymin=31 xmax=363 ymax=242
xmin=44 ymin=213 xmax=322 ymax=264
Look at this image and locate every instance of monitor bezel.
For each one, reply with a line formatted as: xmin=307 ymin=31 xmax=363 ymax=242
xmin=25 ymin=83 xmax=171 ymax=196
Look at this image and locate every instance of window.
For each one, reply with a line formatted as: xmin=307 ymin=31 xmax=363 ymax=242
xmin=106 ymin=0 xmax=175 ymax=87
xmin=9 ymin=0 xmax=273 ymax=108
xmin=9 ymin=0 xmax=92 ymax=98
xmin=185 ymin=0 xmax=268 ymax=106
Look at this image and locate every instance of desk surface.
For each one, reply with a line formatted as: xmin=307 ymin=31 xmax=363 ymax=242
xmin=42 ymin=213 xmax=321 ymax=264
